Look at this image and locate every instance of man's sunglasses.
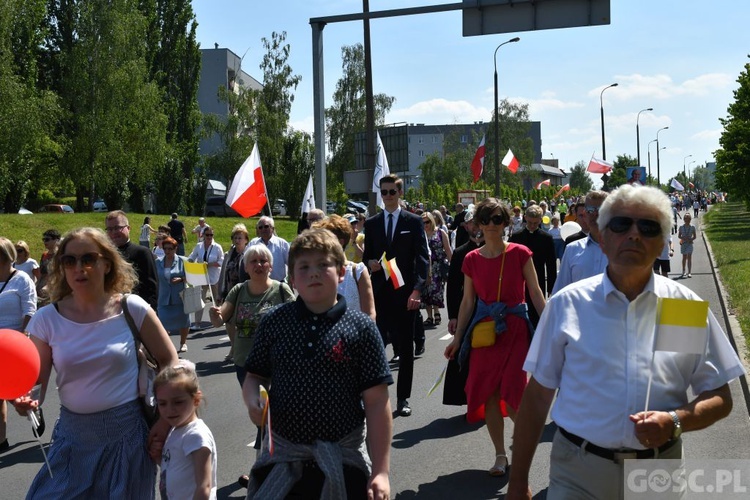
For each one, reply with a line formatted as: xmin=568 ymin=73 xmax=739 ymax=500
xmin=59 ymin=252 xmax=104 ymax=269
xmin=380 ymin=189 xmax=398 ymax=196
xmin=258 ymin=225 xmax=272 ymax=230
xmin=585 ymin=205 xmax=600 ymax=214
xmin=15 ymin=248 xmax=25 ymax=253
xmin=606 ymin=216 xmax=662 ymax=238
xmin=479 ymin=214 xmax=506 ymax=226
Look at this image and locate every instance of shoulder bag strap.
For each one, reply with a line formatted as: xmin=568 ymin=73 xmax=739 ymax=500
xmin=495 ymin=247 xmax=507 ymax=302
xmin=0 ymin=270 xmax=18 ymax=295
xmin=121 ymin=294 xmax=157 ymax=366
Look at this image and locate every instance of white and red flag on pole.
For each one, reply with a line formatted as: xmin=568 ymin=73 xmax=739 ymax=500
xmin=554 ymin=184 xmax=570 ymax=198
xmin=502 ymin=149 xmax=520 ymax=174
xmin=226 ymin=143 xmax=269 ymax=218
xmin=688 ymin=181 xmax=695 ymax=189
xmin=587 ymin=155 xmax=613 ymax=174
xmin=535 ymin=179 xmax=551 ymax=190
xmin=470 ymin=135 xmax=486 ymax=182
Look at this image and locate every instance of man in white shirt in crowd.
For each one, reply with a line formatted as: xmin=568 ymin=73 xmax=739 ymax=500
xmin=552 ymin=191 xmax=608 ymax=294
xmin=186 ymin=228 xmax=223 ymax=333
xmin=192 ymin=217 xmax=210 ymax=244
xmin=507 ymin=184 xmax=745 ymax=500
xmin=249 ymin=216 xmax=290 ymax=283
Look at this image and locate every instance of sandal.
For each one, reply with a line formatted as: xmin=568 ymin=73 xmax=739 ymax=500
xmin=434 ymin=312 xmax=442 ymax=325
xmin=489 ymin=454 xmax=508 ymax=477
xmin=423 ymin=317 xmax=434 ymax=326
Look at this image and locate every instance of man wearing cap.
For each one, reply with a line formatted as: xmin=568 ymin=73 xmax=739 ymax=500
xmin=507 ymin=185 xmax=744 ymax=500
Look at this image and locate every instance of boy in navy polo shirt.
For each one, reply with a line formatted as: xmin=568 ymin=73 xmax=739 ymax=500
xmin=243 ymin=228 xmax=393 ymax=500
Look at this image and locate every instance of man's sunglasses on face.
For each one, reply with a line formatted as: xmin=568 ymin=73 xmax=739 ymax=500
xmin=381 ymin=189 xmax=398 ymax=196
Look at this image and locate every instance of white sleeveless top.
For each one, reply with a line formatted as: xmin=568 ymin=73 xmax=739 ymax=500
xmin=338 ymin=262 xmax=366 ymax=312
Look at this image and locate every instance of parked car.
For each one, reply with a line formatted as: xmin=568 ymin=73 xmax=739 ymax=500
xmin=39 ymin=204 xmax=74 ymax=213
xmin=272 ymin=199 xmax=287 ymax=216
xmin=92 ymin=200 xmax=108 ymax=212
xmin=18 ymin=207 xmax=33 ymax=215
xmin=325 ymin=201 xmax=338 ymax=214
xmin=346 ymin=200 xmax=367 ymax=214
xmin=204 ymin=196 xmax=240 ymax=217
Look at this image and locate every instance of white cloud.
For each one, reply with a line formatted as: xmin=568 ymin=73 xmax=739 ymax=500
xmin=290 ymin=116 xmax=315 ymax=135
xmin=691 ymin=129 xmax=722 ymax=142
xmin=588 ymin=73 xmax=734 ymax=101
xmin=388 ymin=98 xmax=491 ymax=124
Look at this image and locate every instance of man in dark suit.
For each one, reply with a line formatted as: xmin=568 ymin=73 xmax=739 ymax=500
xmin=509 ymin=204 xmax=556 ymax=328
xmin=363 ymin=175 xmax=429 ymax=417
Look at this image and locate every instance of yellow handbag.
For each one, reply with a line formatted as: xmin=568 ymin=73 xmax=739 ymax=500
xmin=471 ymin=248 xmax=507 ymax=348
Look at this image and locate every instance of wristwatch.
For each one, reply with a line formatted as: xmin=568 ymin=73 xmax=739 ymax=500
xmin=668 ymin=410 xmax=682 ymax=440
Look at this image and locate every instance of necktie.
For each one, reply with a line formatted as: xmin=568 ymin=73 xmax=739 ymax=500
xmin=387 ymin=213 xmax=394 ymax=246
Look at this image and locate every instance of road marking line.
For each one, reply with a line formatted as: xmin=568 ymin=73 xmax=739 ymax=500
xmin=440 ymin=333 xmax=453 ymax=341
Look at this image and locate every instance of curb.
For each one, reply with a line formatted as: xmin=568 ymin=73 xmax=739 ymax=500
xmin=701 ymin=215 xmax=750 ymax=420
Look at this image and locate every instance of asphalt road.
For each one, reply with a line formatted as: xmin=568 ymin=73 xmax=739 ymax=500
xmin=2 ymin=209 xmax=748 ymax=499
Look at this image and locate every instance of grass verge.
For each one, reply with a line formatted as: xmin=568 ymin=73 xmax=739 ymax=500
xmin=704 ymin=202 xmax=750 ymax=349
xmin=0 ymin=213 xmax=299 ymax=262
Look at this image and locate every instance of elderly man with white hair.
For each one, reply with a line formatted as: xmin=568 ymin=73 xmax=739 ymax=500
xmin=507 ymin=185 xmax=745 ymax=500
xmin=249 ymin=216 xmax=290 ymax=282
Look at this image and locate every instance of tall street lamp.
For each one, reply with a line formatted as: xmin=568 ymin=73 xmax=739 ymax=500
xmin=688 ymin=160 xmax=696 ymax=182
xmin=636 ymin=107 xmax=653 ymax=167
xmin=683 ymin=154 xmax=693 ymax=175
xmin=656 ymin=126 xmax=669 ymax=186
xmin=600 ymin=83 xmax=618 ymax=161
xmin=493 ymin=36 xmax=520 ymax=196
xmin=647 ymin=139 xmax=657 ymax=181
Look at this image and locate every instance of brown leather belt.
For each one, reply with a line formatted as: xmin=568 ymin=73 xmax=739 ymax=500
xmin=559 ymin=427 xmax=677 ymax=463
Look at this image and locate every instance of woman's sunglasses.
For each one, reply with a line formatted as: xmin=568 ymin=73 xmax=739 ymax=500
xmin=60 ymin=252 xmax=104 ymax=269
xmin=479 ymin=214 xmax=506 ymax=226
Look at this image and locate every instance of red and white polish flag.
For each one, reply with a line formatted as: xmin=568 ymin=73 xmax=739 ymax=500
xmin=470 ymin=135 xmax=486 ymax=182
xmin=586 ymin=156 xmax=614 ymax=174
xmin=554 ymin=183 xmax=570 ymax=198
xmin=226 ymin=143 xmax=269 ymax=218
xmin=502 ymin=149 xmax=520 ymax=174
xmin=535 ymin=179 xmax=551 ymax=190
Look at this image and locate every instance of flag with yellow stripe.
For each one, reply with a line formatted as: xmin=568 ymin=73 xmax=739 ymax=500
xmin=653 ymin=298 xmax=709 ymax=354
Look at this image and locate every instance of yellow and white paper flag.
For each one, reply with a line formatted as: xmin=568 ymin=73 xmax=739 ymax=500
xmin=426 ymin=360 xmax=449 ymax=397
xmin=653 ymin=298 xmax=709 ymax=354
xmin=183 ymin=259 xmax=209 ymax=286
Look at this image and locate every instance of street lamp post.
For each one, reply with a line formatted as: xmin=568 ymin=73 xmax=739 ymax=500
xmin=647 ymin=139 xmax=657 ymax=181
xmin=493 ymin=36 xmax=520 ymax=196
xmin=600 ymin=83 xmax=618 ymax=161
xmin=656 ymin=126 xmax=669 ymax=186
xmin=683 ymin=154 xmax=693 ymax=175
xmin=636 ymin=107 xmax=653 ymax=167
xmin=688 ymin=160 xmax=696 ymax=183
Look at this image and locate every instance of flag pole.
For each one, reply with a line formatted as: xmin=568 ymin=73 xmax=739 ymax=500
xmin=203 ymin=262 xmax=215 ymax=305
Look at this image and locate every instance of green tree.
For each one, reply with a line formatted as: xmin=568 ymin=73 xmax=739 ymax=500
xmin=0 ymin=0 xmax=61 ymax=212
xmin=487 ymin=99 xmax=533 ymax=193
xmin=326 ymin=44 xmax=395 ymax=186
xmin=715 ymin=58 xmax=750 ymax=208
xmin=692 ymin=166 xmax=714 ymax=191
xmin=568 ymin=161 xmax=593 ymax=192
xmin=144 ymin=0 xmax=202 ymax=214
xmin=279 ymin=130 xmax=316 ymax=218
xmin=256 ymin=31 xmax=302 ymax=203
xmin=605 ymin=154 xmax=638 ymax=189
xmin=41 ymin=0 xmax=167 ymax=211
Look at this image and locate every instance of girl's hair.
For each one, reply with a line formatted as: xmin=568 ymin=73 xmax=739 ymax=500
xmin=154 ymin=360 xmax=202 ymax=401
xmin=143 ymin=216 xmax=151 ymax=225
xmin=15 ymin=240 xmax=30 ymax=257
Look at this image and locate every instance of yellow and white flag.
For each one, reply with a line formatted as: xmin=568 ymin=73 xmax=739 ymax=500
xmin=183 ymin=259 xmax=209 ymax=286
xmin=653 ymin=298 xmax=709 ymax=354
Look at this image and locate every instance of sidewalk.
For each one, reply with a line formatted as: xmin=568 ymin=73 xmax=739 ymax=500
xmin=677 ymin=208 xmax=750 ymax=460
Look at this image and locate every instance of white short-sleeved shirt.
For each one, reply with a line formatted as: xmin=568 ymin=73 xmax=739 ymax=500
xmin=13 ymin=259 xmax=40 ymax=280
xmin=28 ymin=294 xmax=149 ymax=413
xmin=0 ymin=270 xmax=37 ymax=330
xmin=161 ymin=419 xmax=217 ymax=500
xmin=187 ymin=241 xmax=224 ymax=285
xmin=552 ymin=236 xmax=608 ymax=295
xmin=249 ymin=235 xmax=290 ymax=282
xmin=525 ymin=271 xmax=745 ymax=450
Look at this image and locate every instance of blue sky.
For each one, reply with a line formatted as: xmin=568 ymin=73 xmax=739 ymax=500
xmin=193 ymin=0 xmax=748 ymax=183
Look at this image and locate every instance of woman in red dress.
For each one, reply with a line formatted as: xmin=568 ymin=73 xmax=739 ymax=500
xmin=444 ymin=198 xmax=546 ymax=477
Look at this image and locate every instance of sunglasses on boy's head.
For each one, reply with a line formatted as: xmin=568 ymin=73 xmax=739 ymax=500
xmin=479 ymin=214 xmax=506 ymax=226
xmin=380 ymin=189 xmax=398 ymax=196
xmin=59 ymin=252 xmax=104 ymax=269
xmin=606 ymin=216 xmax=662 ymax=238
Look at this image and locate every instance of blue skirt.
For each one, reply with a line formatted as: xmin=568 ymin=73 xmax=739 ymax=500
xmin=158 ymin=303 xmax=190 ymax=331
xmin=27 ymin=400 xmax=156 ymax=499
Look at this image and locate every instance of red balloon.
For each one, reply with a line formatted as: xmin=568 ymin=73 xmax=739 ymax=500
xmin=0 ymin=329 xmax=41 ymax=400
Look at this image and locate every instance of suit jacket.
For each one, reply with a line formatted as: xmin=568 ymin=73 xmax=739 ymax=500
xmin=509 ymin=228 xmax=557 ymax=296
xmin=362 ymin=209 xmax=429 ymax=298
xmin=119 ymin=241 xmax=159 ymax=309
xmin=156 ymin=256 xmax=186 ymax=307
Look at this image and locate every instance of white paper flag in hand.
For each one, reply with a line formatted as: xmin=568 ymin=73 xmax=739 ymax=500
xmin=654 ymin=298 xmax=709 ymax=354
